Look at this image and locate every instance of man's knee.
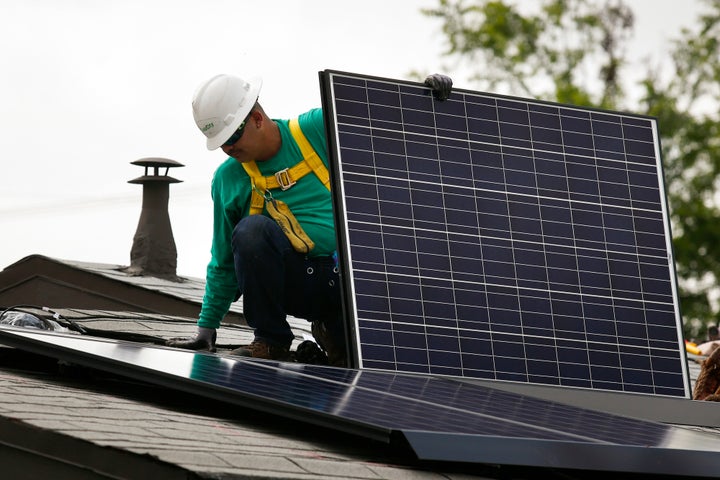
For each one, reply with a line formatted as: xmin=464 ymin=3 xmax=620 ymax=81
xmin=232 ymin=215 xmax=277 ymax=257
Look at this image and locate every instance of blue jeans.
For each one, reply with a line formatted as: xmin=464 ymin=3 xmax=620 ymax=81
xmin=231 ymin=215 xmax=344 ymax=349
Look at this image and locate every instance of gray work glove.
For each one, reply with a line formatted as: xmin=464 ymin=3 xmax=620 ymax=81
xmin=166 ymin=326 xmax=216 ymax=352
xmin=424 ymin=73 xmax=453 ymax=101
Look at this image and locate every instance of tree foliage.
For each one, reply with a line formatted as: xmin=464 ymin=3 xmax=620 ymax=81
xmin=422 ymin=0 xmax=720 ymax=339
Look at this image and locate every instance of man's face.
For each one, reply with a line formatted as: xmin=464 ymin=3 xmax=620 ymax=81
xmin=220 ymin=111 xmax=255 ymax=162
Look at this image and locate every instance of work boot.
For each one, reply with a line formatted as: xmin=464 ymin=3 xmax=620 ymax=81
xmin=295 ymin=340 xmax=329 ymax=365
xmin=230 ymin=340 xmax=290 ymax=361
xmin=311 ymin=321 xmax=347 ymax=367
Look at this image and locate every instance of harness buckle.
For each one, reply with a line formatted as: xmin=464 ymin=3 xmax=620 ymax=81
xmin=274 ymin=168 xmax=296 ymax=191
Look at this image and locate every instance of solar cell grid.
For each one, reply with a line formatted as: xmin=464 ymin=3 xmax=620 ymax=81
xmin=321 ymin=71 xmax=689 ymax=396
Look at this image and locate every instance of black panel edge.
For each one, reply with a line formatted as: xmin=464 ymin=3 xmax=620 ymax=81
xmin=319 ymin=69 xmax=360 ymax=369
xmin=0 ymin=327 xmax=391 ymax=444
xmin=401 ymin=430 xmax=719 ymax=478
xmin=318 ymin=68 xmax=660 ymax=121
xmin=652 ymin=117 xmax=692 ymax=396
xmin=463 ymin=377 xmax=713 ymax=427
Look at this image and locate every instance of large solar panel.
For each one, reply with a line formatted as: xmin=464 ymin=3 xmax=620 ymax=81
xmin=319 ymin=70 xmax=689 ymax=397
xmin=0 ymin=326 xmax=717 ymax=477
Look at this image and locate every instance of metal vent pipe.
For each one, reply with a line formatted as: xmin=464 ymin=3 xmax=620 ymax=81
xmin=123 ymin=157 xmax=184 ymax=280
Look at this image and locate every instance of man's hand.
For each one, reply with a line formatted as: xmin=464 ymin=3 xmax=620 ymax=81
xmin=424 ymin=73 xmax=453 ymax=101
xmin=166 ymin=326 xmax=217 ymax=352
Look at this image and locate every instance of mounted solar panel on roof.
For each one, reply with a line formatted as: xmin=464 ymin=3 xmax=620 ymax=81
xmin=0 ymin=326 xmax=718 ymax=477
xmin=319 ymin=70 xmax=689 ymax=397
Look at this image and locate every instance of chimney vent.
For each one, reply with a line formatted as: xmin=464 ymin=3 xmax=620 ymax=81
xmin=123 ymin=157 xmax=184 ymax=281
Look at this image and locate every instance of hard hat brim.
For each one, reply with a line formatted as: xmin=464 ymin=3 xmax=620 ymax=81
xmin=206 ymin=76 xmax=263 ymax=151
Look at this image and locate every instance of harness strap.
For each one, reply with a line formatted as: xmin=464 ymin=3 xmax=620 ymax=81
xmin=242 ymin=117 xmax=330 ymax=215
xmin=242 ymin=161 xmax=267 ymax=215
xmin=288 ymin=118 xmax=331 ymax=190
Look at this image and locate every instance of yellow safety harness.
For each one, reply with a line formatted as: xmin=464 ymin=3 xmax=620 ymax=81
xmin=241 ymin=118 xmax=331 ymax=253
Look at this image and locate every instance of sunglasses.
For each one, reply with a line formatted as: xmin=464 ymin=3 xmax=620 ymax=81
xmin=222 ymin=112 xmax=252 ymax=147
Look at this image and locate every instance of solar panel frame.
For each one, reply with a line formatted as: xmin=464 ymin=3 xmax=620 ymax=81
xmin=0 ymin=326 xmax=717 ymax=477
xmin=319 ymin=70 xmax=690 ymax=397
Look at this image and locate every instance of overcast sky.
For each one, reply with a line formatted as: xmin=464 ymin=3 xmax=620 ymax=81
xmin=0 ymin=0 xmax=706 ymax=280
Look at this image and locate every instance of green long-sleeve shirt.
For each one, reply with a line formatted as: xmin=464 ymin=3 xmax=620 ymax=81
xmin=198 ymin=108 xmax=335 ymax=329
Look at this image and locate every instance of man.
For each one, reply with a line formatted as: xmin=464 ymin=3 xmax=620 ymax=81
xmin=168 ymin=73 xmax=452 ymax=365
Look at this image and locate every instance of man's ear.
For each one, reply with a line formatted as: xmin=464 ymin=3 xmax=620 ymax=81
xmin=250 ymin=109 xmax=262 ymax=128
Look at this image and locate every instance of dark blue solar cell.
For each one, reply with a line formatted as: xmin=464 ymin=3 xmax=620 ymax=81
xmin=623 ymin=123 xmax=654 ymax=141
xmin=531 ymin=126 xmax=563 ymax=145
xmin=378 ymin=191 xmax=410 ymax=211
xmin=506 ymin=169 xmax=537 ymax=189
xmin=515 ymin=264 xmax=547 ymax=282
xmin=445 ymin=188 xmax=475 ymax=209
xmin=590 ymin=348 xmax=622 ymax=366
xmin=503 ymin=149 xmax=533 ymax=169
xmin=403 ymin=107 xmax=435 ymax=126
xmin=336 ymin=98 xmax=370 ymax=120
xmin=500 ymin=122 xmax=531 ymax=142
xmin=529 ymin=110 xmax=560 ymax=127
xmin=473 ymin=143 xmax=503 ymax=161
xmin=566 ymin=158 xmax=597 ymax=177
xmin=441 ymin=160 xmax=473 ymax=186
xmin=495 ymin=98 xmax=525 ymax=110
xmin=562 ymin=115 xmax=591 ymax=133
xmin=368 ymin=87 xmax=400 ymax=106
xmin=474 ymin=172 xmax=506 ymax=197
xmin=564 ymin=131 xmax=595 ymax=149
xmin=339 ymin=131 xmax=373 ymax=151
xmin=591 ymin=118 xmax=623 ymax=137
xmin=632 ymin=187 xmax=662 ymax=206
xmin=601 ymin=187 xmax=632 ymax=206
xmin=346 ymin=195 xmax=380 ymax=216
xmin=508 ymin=198 xmax=539 ymax=217
xmin=334 ymin=81 xmax=367 ymax=100
xmin=597 ymin=165 xmax=629 ymax=184
xmin=594 ymin=135 xmax=625 ymax=153
xmin=423 ymin=285 xmax=455 ymax=304
xmin=400 ymin=91 xmax=434 ymax=110
xmin=625 ymin=139 xmax=656 ymax=158
xmin=628 ymin=171 xmax=661 ymax=191
xmin=436 ymin=112 xmax=468 ymax=133
xmin=367 ymin=80 xmax=402 ymax=95
xmin=541 ymin=207 xmax=572 ymax=227
xmin=568 ymin=176 xmax=600 ymax=195
xmin=465 ymin=96 xmax=497 ymax=117
xmin=373 ymin=136 xmax=406 ymax=156
xmin=498 ymin=106 xmax=529 ymax=124
xmin=562 ymin=108 xmax=592 ymax=122
xmin=369 ymin=103 xmax=402 ymax=124
xmin=511 ymin=217 xmax=542 ymax=235
xmin=435 ymin=96 xmax=467 ymax=116
xmin=390 ymin=297 xmax=424 ymax=317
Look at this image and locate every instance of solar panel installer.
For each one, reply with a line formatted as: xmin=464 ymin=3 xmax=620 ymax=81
xmin=167 ymin=73 xmax=452 ymax=366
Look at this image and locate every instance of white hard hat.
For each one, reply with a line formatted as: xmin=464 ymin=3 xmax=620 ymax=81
xmin=192 ymin=74 xmax=262 ymax=150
